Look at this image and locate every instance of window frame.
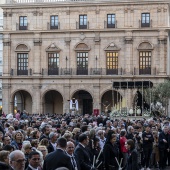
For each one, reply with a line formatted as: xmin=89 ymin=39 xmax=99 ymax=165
xmin=106 ymin=52 xmax=118 ymax=75
xmin=107 ymin=14 xmax=115 ymax=28
xmin=79 ymin=15 xmax=87 ymax=29
xmin=141 ymin=13 xmax=150 ymax=27
xmin=48 ymin=53 xmax=59 ymax=75
xmin=139 ymin=51 xmax=151 ymax=75
xmin=77 ymin=52 xmax=88 ymax=75
xmin=19 ymin=16 xmax=27 ymax=30
xmin=17 ymin=53 xmax=28 ymax=75
xmin=50 ymin=15 xmax=58 ymax=29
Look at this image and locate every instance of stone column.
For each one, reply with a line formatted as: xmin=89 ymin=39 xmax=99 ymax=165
xmin=63 ymin=85 xmax=71 ymax=114
xmin=3 ymin=34 xmax=11 ymax=76
xmin=32 ymin=84 xmax=41 ymax=114
xmin=124 ymin=32 xmax=133 ymax=75
xmin=33 ymin=33 xmax=42 ymax=75
xmin=158 ymin=36 xmax=167 ymax=75
xmin=94 ymin=32 xmax=100 ymax=67
xmin=93 ymin=84 xmax=100 ymax=114
xmin=2 ymin=83 xmax=11 ymax=114
xmin=167 ymin=31 xmax=170 ymax=75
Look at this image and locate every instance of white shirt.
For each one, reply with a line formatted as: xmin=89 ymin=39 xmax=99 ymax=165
xmin=28 ymin=164 xmax=38 ymax=170
xmin=99 ymin=137 xmax=106 ymax=149
xmin=51 ymin=142 xmax=57 ymax=150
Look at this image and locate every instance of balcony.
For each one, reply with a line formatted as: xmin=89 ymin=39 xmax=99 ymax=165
xmin=16 ymin=23 xmax=29 ymax=30
xmin=77 ymin=68 xmax=88 ymax=75
xmin=48 ymin=68 xmax=59 ymax=75
xmin=11 ymin=69 xmax=32 ymax=76
xmin=47 ymin=22 xmax=60 ymax=30
xmin=76 ymin=22 xmax=89 ymax=29
xmin=134 ymin=67 xmax=157 ymax=75
xmin=139 ymin=20 xmax=152 ymax=28
xmin=9 ymin=67 xmax=160 ymax=76
xmin=104 ymin=20 xmax=117 ymax=29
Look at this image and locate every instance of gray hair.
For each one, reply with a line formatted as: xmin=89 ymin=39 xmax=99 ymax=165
xmin=127 ymin=126 xmax=133 ymax=134
xmin=9 ymin=150 xmax=25 ymax=161
xmin=49 ymin=132 xmax=55 ymax=139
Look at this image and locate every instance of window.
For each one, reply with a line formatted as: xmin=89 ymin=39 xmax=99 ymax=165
xmin=139 ymin=51 xmax=151 ymax=74
xmin=50 ymin=15 xmax=58 ymax=29
xmin=77 ymin=52 xmax=88 ymax=75
xmin=19 ymin=16 xmax=27 ymax=30
xmin=107 ymin=14 xmax=115 ymax=28
xmin=141 ymin=13 xmax=150 ymax=27
xmin=17 ymin=53 xmax=28 ymax=75
xmin=48 ymin=53 xmax=59 ymax=75
xmin=106 ymin=52 xmax=118 ymax=75
xmin=79 ymin=15 xmax=87 ymax=29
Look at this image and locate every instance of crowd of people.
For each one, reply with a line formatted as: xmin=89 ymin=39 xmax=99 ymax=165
xmin=0 ymin=111 xmax=169 ymax=170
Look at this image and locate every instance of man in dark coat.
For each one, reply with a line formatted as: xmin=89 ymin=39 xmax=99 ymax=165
xmin=66 ymin=141 xmax=81 ymax=170
xmin=26 ymin=151 xmax=40 ymax=170
xmin=74 ymin=134 xmax=96 ymax=170
xmin=43 ymin=137 xmax=72 ymax=170
xmin=158 ymin=126 xmax=170 ymax=170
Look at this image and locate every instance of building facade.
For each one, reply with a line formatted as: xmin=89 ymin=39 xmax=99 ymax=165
xmin=0 ymin=0 xmax=5 ymax=112
xmin=1 ymin=0 xmax=170 ymax=116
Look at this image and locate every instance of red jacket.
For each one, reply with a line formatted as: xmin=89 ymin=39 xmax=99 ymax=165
xmin=120 ymin=136 xmax=128 ymax=153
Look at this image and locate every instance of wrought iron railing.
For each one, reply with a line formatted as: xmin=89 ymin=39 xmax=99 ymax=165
xmin=10 ymin=69 xmax=32 ymax=76
xmin=9 ymin=67 xmax=160 ymax=76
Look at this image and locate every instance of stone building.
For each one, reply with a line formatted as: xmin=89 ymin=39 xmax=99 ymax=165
xmin=0 ymin=0 xmax=5 ymax=112
xmin=1 ymin=0 xmax=170 ymax=116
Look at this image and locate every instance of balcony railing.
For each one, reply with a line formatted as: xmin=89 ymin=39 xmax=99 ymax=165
xmin=76 ymin=22 xmax=89 ymax=29
xmin=11 ymin=69 xmax=32 ymax=76
xmin=16 ymin=23 xmax=29 ymax=30
xmin=9 ymin=67 xmax=160 ymax=76
xmin=139 ymin=20 xmax=152 ymax=28
xmin=134 ymin=67 xmax=157 ymax=75
xmin=47 ymin=22 xmax=60 ymax=30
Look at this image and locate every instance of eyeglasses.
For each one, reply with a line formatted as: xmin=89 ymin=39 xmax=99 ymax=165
xmin=13 ymin=159 xmax=26 ymax=163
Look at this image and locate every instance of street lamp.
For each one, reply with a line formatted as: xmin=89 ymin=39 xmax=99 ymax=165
xmin=95 ymin=56 xmax=98 ymax=70
xmin=65 ymin=56 xmax=68 ymax=70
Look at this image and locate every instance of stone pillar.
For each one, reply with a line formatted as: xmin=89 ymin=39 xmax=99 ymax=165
xmin=167 ymin=31 xmax=170 ymax=75
xmin=64 ymin=33 xmax=71 ymax=70
xmin=158 ymin=36 xmax=167 ymax=75
xmin=33 ymin=33 xmax=42 ymax=75
xmin=93 ymin=84 xmax=100 ymax=114
xmin=2 ymin=83 xmax=11 ymax=114
xmin=3 ymin=34 xmax=11 ymax=76
xmin=94 ymin=32 xmax=100 ymax=67
xmin=63 ymin=85 xmax=71 ymax=114
xmin=32 ymin=84 xmax=41 ymax=114
xmin=124 ymin=32 xmax=133 ymax=74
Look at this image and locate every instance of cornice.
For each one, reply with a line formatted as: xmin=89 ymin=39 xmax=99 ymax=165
xmin=1 ymin=1 xmax=170 ymax=9
xmin=2 ymin=28 xmax=169 ymax=35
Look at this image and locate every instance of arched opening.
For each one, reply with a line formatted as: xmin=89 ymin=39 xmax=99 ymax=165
xmin=101 ymin=90 xmax=123 ymax=114
xmin=43 ymin=90 xmax=63 ymax=114
xmin=12 ymin=90 xmax=32 ymax=114
xmin=72 ymin=90 xmax=93 ymax=115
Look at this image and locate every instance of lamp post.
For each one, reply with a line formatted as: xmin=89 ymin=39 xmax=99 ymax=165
xmin=65 ymin=56 xmax=68 ymax=70
xmin=95 ymin=56 xmax=98 ymax=70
